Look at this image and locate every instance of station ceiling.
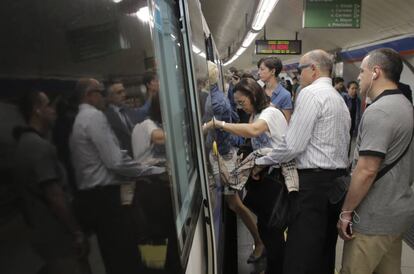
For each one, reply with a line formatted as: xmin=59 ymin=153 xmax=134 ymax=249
xmin=201 ymin=0 xmax=414 ymax=69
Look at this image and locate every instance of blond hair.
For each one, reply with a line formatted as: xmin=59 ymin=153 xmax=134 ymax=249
xmin=207 ymin=61 xmax=219 ymax=85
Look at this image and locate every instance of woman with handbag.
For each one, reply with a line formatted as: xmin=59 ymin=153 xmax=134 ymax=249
xmin=204 ymin=77 xmax=288 ymax=274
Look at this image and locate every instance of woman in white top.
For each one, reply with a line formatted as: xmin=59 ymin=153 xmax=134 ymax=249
xmin=204 ymin=77 xmax=288 ymax=274
xmin=131 ymin=93 xmax=165 ymax=166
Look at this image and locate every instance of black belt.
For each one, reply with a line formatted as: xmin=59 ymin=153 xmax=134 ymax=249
xmin=79 ymin=184 xmax=120 ymax=192
xmin=298 ymin=168 xmax=347 ymax=174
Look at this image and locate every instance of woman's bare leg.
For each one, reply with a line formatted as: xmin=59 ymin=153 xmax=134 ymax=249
xmin=225 ymin=194 xmax=264 ymax=257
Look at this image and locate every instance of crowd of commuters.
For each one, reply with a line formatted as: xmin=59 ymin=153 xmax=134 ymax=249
xmin=1 ymin=46 xmax=413 ymax=274
xmin=211 ymin=48 xmax=413 ymax=274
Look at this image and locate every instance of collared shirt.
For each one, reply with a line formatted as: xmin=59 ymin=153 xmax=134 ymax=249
xmin=270 ymin=84 xmax=293 ymax=110
xmin=70 ymin=104 xmax=160 ymax=190
xmin=256 ymin=77 xmax=351 ymax=169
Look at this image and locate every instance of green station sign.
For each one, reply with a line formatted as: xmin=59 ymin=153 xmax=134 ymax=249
xmin=303 ymin=0 xmax=361 ymax=28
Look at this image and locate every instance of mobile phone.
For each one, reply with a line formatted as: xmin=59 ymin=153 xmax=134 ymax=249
xmin=346 ymin=222 xmax=353 ymax=235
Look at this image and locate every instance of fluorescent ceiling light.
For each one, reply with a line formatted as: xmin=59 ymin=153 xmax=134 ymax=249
xmin=112 ymin=0 xmax=122 ymax=2
xmin=136 ymin=7 xmax=150 ymax=23
xmin=235 ymin=47 xmax=247 ymax=56
xmin=192 ymin=45 xmax=201 ymax=54
xmin=242 ymin=31 xmax=259 ymax=48
xmin=252 ymin=0 xmax=280 ymax=31
xmin=223 ymin=59 xmax=233 ymax=66
xmin=224 ymin=55 xmax=239 ymax=66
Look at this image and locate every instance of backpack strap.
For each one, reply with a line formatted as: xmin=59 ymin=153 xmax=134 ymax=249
xmin=373 ymin=107 xmax=414 ymax=184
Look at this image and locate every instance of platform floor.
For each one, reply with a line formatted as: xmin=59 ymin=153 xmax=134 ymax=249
xmin=237 ymin=216 xmax=414 ymax=274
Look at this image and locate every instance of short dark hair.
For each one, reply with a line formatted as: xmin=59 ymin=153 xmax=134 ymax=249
xmin=232 ymin=70 xmax=242 ymax=80
xmin=333 ymin=77 xmax=344 ymax=85
xmin=241 ymin=72 xmax=255 ymax=80
xmin=18 ymin=90 xmax=42 ymax=123
xmin=347 ymin=81 xmax=359 ymax=89
xmin=367 ymin=48 xmax=403 ymax=83
xmin=228 ymin=67 xmax=238 ymax=74
xmin=234 ymin=78 xmax=270 ymax=113
xmin=105 ymin=79 xmax=123 ymax=94
xmin=257 ymin=58 xmax=265 ymax=68
xmin=143 ymin=71 xmax=157 ymax=87
xmin=257 ymin=57 xmax=283 ymax=77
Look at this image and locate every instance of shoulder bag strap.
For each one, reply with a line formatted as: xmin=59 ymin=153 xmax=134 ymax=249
xmin=373 ymin=107 xmax=414 ymax=184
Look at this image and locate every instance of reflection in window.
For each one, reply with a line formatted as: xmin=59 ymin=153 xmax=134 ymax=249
xmin=0 ymin=0 xmax=183 ymax=273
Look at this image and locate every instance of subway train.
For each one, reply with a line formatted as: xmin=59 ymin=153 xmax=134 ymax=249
xmin=0 ymin=0 xmax=228 ymax=273
xmin=1 ymin=0 xmax=414 ymax=274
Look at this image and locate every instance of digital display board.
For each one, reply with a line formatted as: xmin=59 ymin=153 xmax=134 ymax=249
xmin=255 ymin=40 xmax=302 ymax=55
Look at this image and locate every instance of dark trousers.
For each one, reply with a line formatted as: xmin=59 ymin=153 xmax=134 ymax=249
xmin=283 ymin=170 xmax=342 ymax=274
xmin=74 ymin=185 xmax=142 ymax=274
xmin=244 ymin=172 xmax=286 ymax=274
xmin=257 ymin=218 xmax=285 ymax=274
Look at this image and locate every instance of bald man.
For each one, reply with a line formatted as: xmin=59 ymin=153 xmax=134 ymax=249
xmin=255 ymin=49 xmax=350 ymax=274
xmin=70 ymin=78 xmax=146 ymax=274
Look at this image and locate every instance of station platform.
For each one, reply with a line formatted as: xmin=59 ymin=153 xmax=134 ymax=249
xmin=237 ymin=216 xmax=414 ymax=274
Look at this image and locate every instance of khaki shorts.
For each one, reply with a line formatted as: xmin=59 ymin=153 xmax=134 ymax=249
xmin=340 ymin=231 xmax=403 ymax=274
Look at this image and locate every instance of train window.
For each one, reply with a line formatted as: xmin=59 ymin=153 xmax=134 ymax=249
xmin=149 ymin=0 xmax=204 ymax=259
xmin=185 ymin=0 xmax=226 ymax=269
xmin=0 ymin=0 xmax=200 ymax=273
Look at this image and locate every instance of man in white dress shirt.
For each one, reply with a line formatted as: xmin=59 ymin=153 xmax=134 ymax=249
xmin=255 ymin=49 xmax=351 ymax=274
xmin=70 ymin=78 xmax=150 ymax=274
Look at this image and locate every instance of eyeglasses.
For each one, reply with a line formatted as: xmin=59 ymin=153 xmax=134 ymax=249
xmin=297 ymin=63 xmax=312 ymax=74
xmin=236 ymin=98 xmax=246 ymax=106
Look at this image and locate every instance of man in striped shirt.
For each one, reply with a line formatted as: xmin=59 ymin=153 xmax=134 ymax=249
xmin=255 ymin=49 xmax=350 ymax=274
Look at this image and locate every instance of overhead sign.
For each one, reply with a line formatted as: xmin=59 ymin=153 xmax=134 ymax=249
xmin=303 ymin=0 xmax=361 ymax=28
xmin=255 ymin=40 xmax=302 ymax=55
